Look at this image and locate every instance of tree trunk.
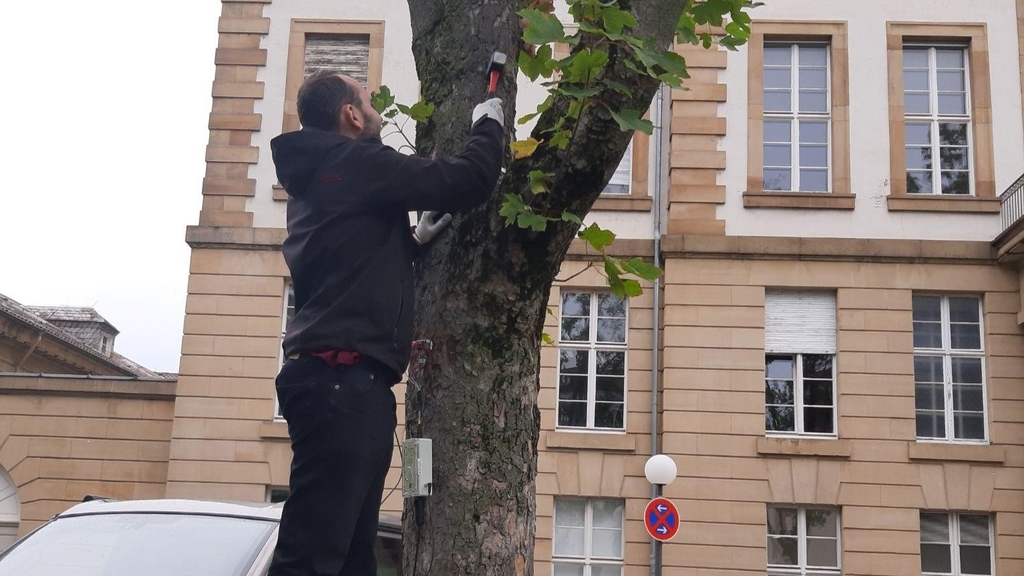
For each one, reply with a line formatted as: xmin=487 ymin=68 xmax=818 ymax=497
xmin=402 ymin=2 xmax=686 ymax=574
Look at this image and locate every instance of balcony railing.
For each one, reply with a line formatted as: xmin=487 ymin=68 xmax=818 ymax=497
xmin=1000 ymin=172 xmax=1024 ymax=233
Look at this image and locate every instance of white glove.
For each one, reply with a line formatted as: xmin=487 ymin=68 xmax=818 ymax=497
xmin=413 ymin=211 xmax=453 ymax=245
xmin=472 ymin=98 xmax=504 ymax=128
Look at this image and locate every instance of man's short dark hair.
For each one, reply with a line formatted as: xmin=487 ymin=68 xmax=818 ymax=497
xmin=297 ymin=70 xmax=360 ymax=131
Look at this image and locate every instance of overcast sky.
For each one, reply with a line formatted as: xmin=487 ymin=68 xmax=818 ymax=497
xmin=1 ymin=2 xmax=221 ymax=372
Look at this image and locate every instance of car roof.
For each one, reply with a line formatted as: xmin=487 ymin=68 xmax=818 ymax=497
xmin=54 ymin=498 xmax=402 ymax=532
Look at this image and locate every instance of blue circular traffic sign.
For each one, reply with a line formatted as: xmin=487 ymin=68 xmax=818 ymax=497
xmin=644 ymin=497 xmax=680 ymax=541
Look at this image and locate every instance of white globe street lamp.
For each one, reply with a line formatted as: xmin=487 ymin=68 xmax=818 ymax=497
xmin=644 ymin=454 xmax=677 ymax=489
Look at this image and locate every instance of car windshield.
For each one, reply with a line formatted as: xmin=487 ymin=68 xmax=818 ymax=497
xmin=0 ymin=512 xmax=276 ymax=576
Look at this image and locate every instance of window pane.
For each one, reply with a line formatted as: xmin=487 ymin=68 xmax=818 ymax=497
xmin=766 ymin=356 xmax=794 ymax=379
xmin=913 ymin=320 xmax=942 ymax=348
xmin=950 ymin=323 xmax=982 ymax=349
xmin=765 ymin=46 xmax=792 ymax=65
xmin=799 ymin=91 xmax=827 ymax=112
xmin=806 ymin=510 xmax=837 ymax=537
xmin=764 ymin=144 xmax=793 ymax=167
xmin=592 ymin=528 xmax=623 ymax=558
xmin=766 ymin=380 xmax=794 ymax=406
xmin=799 ymin=68 xmax=827 ymax=90
xmin=555 ymin=500 xmax=586 ymax=526
xmin=591 ymin=500 xmax=623 ymax=528
xmin=806 ymin=539 xmax=838 ymax=567
xmin=948 ymin=297 xmax=980 ymax=322
xmin=800 ymin=46 xmax=828 ymax=66
xmin=951 ymin=357 xmax=982 ymax=384
xmin=765 ymin=90 xmax=792 ymax=113
xmin=803 ymin=381 xmax=833 ymax=406
xmin=921 ymin=513 xmax=950 ymax=542
xmin=941 ymin=171 xmax=971 ymax=195
xmin=767 ymin=507 xmax=798 ymax=536
xmin=904 ymin=92 xmax=930 ymax=114
xmin=939 ymin=146 xmax=969 ymax=170
xmin=917 ymin=411 xmax=945 ymax=438
xmin=914 ymin=355 xmax=943 ymax=382
xmin=937 ymin=70 xmax=965 ymax=91
xmin=916 ymin=383 xmax=945 ymax=411
xmin=803 ymin=408 xmax=834 ymax=434
xmin=907 ymin=170 xmax=933 ymax=194
xmin=952 ymin=384 xmax=984 ymax=413
xmin=958 ymin=514 xmax=989 ymax=545
xmin=938 ymin=123 xmax=969 ymax=146
xmin=597 ymin=293 xmax=626 ymax=317
xmin=553 ymin=527 xmax=585 ymax=556
xmin=594 ymin=402 xmax=623 ymax=429
xmin=558 ymin=375 xmax=588 ymax=400
xmin=913 ymin=295 xmax=942 ymax=321
xmin=921 ymin=543 xmax=953 ymax=573
xmin=905 ymin=123 xmax=932 ymax=145
xmin=906 ymin=147 xmax=933 ymax=170
xmin=561 ymin=317 xmax=590 ymax=341
xmin=596 ymin=351 xmax=624 ymax=376
xmin=591 ymin=566 xmax=623 ymax=576
xmin=560 ymin=349 xmax=588 ymax=374
xmin=800 ymin=145 xmax=828 ymax=168
xmin=903 ymin=48 xmax=929 ymax=68
xmin=562 ymin=293 xmax=590 ymax=317
xmin=596 ymin=377 xmax=624 ymax=402
xmin=764 ymin=120 xmax=792 ymax=143
xmin=553 ymin=564 xmax=585 ymax=576
xmin=799 ymin=120 xmax=828 ymax=144
xmin=596 ymin=318 xmax=626 ymax=343
xmin=767 ymin=537 xmax=799 ymax=565
xmin=803 ymin=355 xmax=833 ymax=379
xmin=938 ymin=93 xmax=967 ymax=115
xmin=799 ymin=170 xmax=829 ymax=192
xmin=764 ymin=169 xmax=792 ymax=191
xmin=558 ymin=402 xmax=586 ymax=427
xmin=960 ymin=545 xmax=992 ymax=575
xmin=904 ymin=70 xmax=929 ymax=91
xmin=765 ymin=68 xmax=791 ymax=89
xmin=936 ymin=48 xmax=965 ymax=69
xmin=954 ymin=412 xmax=985 ymax=440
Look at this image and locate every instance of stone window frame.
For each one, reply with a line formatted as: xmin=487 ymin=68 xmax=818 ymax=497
xmin=274 ymin=20 xmax=384 ymax=201
xmin=551 ymin=498 xmax=625 ymax=574
xmin=919 ymin=511 xmax=994 ymax=575
xmin=886 ymin=22 xmax=998 ymax=213
xmin=745 ymin=21 xmax=853 ymax=210
xmin=766 ymin=505 xmax=842 ymax=575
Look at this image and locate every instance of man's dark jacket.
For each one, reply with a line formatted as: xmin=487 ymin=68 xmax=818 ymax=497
xmin=270 ymin=118 xmax=503 ymax=378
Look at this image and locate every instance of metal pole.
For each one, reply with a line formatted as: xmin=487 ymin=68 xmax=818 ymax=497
xmin=654 ymin=483 xmax=664 ymax=576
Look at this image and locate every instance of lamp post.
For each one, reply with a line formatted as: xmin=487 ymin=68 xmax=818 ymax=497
xmin=645 ymin=454 xmax=678 ymax=576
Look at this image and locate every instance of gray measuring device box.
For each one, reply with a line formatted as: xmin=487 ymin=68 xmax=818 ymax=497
xmin=402 ymin=438 xmax=433 ymax=498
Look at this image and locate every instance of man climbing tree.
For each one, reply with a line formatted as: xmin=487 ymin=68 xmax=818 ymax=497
xmin=394 ymin=1 xmax=756 ymax=574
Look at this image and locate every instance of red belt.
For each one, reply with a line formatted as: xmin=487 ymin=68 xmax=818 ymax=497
xmin=309 ymin=349 xmax=362 ymax=367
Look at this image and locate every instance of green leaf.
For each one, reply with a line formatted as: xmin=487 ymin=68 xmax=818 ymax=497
xmin=499 ymin=194 xmax=526 ymax=227
xmin=557 ymin=84 xmax=602 ymax=99
xmin=622 ymin=258 xmax=664 ymax=281
xmin=519 ymin=8 xmax=567 ymax=45
xmin=578 ymin=223 xmax=616 ymax=251
xmin=407 ymin=101 xmax=434 ymax=122
xmin=541 ymin=332 xmax=555 ymax=346
xmin=564 ymin=49 xmax=609 ymax=82
xmin=601 ymin=7 xmax=636 ymax=35
xmin=518 ymin=211 xmax=549 ymax=232
xmin=510 ymin=138 xmax=542 ymax=159
xmin=567 ymin=99 xmax=583 ymax=120
xmin=621 ymin=279 xmax=643 ymax=297
xmin=370 ymin=85 xmax=394 ymax=113
xmin=519 ymin=45 xmax=557 ymax=81
xmin=561 ymin=211 xmax=582 ymax=224
xmin=608 ymin=108 xmax=654 ymax=135
xmin=528 ymin=170 xmax=553 ymax=194
xmin=549 ymin=130 xmax=571 ymax=150
xmin=602 ymin=79 xmax=633 ymax=97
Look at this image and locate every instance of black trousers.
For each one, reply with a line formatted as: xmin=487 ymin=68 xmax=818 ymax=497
xmin=268 ymin=355 xmax=398 ymax=576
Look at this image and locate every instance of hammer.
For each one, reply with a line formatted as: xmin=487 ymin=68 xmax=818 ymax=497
xmin=486 ymin=51 xmax=507 ymax=98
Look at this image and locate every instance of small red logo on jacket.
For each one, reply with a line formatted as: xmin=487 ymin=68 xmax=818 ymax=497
xmin=319 ymin=175 xmax=344 ymax=183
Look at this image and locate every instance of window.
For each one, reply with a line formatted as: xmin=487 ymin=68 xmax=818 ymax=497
xmin=282 ymin=20 xmax=384 ymax=133
xmin=920 ymin=512 xmax=993 ymax=576
xmin=763 ymin=43 xmax=831 ymax=193
xmin=903 ymin=45 xmax=972 ymax=195
xmin=0 ymin=466 xmax=18 ymax=552
xmin=601 ymin=140 xmax=633 ymax=195
xmin=764 ymin=291 xmax=837 ymax=436
xmin=767 ymin=506 xmax=840 ymax=576
xmin=552 ymin=498 xmax=623 ymax=576
xmin=557 ymin=292 xmax=627 ymax=431
xmin=885 ymin=23 xmax=997 ymax=212
xmin=745 ymin=22 xmax=851 ymax=209
xmin=912 ymin=295 xmax=986 ymax=441
xmin=275 ymin=282 xmax=296 ymax=418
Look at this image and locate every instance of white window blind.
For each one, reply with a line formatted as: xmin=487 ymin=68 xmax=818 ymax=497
xmin=304 ymin=35 xmax=369 ymax=85
xmin=765 ymin=291 xmax=836 ymax=354
xmin=602 ymin=140 xmax=633 ymax=194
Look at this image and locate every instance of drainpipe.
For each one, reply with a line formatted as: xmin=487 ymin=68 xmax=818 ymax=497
xmin=648 ymin=82 xmax=668 ymax=576
xmin=14 ymin=330 xmax=44 ymax=372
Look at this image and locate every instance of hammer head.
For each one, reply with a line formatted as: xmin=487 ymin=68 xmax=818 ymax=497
xmin=487 ymin=51 xmax=508 ymax=74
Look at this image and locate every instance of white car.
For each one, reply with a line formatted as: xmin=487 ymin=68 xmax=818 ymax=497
xmin=0 ymin=497 xmax=402 ymax=576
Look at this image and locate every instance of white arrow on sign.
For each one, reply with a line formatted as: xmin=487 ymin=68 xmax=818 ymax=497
xmin=656 ymin=504 xmax=668 ymax=513
xmin=656 ymin=526 xmax=668 ymax=534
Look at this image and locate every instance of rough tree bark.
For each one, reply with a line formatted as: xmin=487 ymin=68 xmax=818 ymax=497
xmin=402 ymin=2 xmax=690 ymax=575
